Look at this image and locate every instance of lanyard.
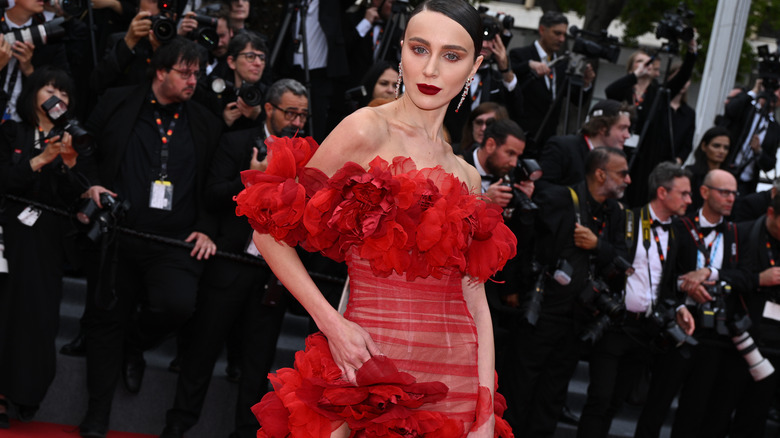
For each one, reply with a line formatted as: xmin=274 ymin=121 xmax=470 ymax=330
xmin=150 ymin=95 xmax=182 ymax=180
xmin=768 ymin=240 xmax=776 ymax=267
xmin=640 ymin=208 xmax=668 ymax=301
xmin=692 ymin=216 xmax=719 ymax=267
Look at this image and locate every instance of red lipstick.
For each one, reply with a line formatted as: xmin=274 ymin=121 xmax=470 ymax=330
xmin=417 ymin=84 xmax=441 ymax=95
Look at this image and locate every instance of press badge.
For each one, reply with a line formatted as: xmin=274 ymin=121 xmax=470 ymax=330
xmin=17 ymin=206 xmax=41 ymax=226
xmin=763 ymin=301 xmax=780 ymax=322
xmin=150 ymin=180 xmax=174 ymax=210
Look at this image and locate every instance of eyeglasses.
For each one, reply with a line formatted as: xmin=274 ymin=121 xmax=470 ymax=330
xmin=238 ymin=52 xmax=266 ymax=63
xmin=603 ymin=168 xmax=630 ymax=178
xmin=170 ymin=67 xmax=201 ymax=80
xmin=666 ymin=187 xmax=693 ymax=198
xmin=271 ymin=103 xmax=308 ymax=121
xmin=473 ymin=118 xmax=493 ymax=127
xmin=705 ymin=185 xmax=739 ymax=198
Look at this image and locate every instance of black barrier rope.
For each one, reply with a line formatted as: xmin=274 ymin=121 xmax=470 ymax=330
xmin=2 ymin=194 xmax=346 ymax=285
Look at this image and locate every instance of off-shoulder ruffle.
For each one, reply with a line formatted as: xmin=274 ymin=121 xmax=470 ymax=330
xmin=234 ymin=136 xmax=517 ymax=283
xmin=253 ymin=333 xmax=513 ymax=438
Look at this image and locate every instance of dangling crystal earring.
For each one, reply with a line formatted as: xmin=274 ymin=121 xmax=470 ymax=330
xmin=395 ymin=62 xmax=403 ymax=99
xmin=455 ymin=77 xmax=472 ymax=113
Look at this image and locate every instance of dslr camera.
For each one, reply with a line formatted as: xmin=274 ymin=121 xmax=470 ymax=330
xmin=210 ymin=78 xmax=265 ymax=107
xmin=757 ymin=45 xmax=780 ymax=95
xmin=41 ymin=95 xmax=93 ymax=156
xmin=185 ymin=4 xmax=222 ymax=49
xmin=580 ymin=278 xmax=625 ymax=344
xmin=3 ymin=16 xmax=66 ymax=46
xmin=502 ymin=159 xmax=542 ymax=219
xmin=77 ymin=193 xmax=131 ymax=241
xmin=147 ymin=0 xmax=177 ymax=43
xmin=648 ymin=299 xmax=698 ymax=347
xmin=478 ymin=7 xmax=514 ymax=48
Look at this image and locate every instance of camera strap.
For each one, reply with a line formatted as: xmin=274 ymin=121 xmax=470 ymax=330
xmin=681 ymin=216 xmax=725 ymax=268
xmin=568 ymin=185 xmax=605 ymax=235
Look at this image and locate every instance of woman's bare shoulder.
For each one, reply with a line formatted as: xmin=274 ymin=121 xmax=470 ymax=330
xmin=309 ymin=107 xmax=391 ymax=174
xmin=453 ymin=154 xmax=482 ymax=194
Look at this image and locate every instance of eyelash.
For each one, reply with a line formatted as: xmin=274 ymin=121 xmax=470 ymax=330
xmin=410 ymin=45 xmax=462 ymax=62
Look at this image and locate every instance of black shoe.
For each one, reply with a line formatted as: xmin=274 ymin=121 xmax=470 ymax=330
xmin=159 ymin=423 xmax=187 ymax=438
xmin=560 ymin=404 xmax=580 ymax=426
xmin=79 ymin=413 xmax=108 ymax=438
xmin=122 ymin=353 xmax=146 ymax=394
xmin=60 ymin=332 xmax=87 ymax=357
xmin=225 ymin=364 xmax=242 ymax=383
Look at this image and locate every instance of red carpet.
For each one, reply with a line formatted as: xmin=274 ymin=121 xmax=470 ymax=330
xmin=0 ymin=420 xmax=155 ymax=437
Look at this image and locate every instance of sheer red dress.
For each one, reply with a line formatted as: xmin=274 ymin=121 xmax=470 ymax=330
xmin=235 ymin=136 xmax=517 ymax=438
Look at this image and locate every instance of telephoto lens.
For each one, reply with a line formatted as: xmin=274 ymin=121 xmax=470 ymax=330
xmin=733 ymin=331 xmax=775 ymax=381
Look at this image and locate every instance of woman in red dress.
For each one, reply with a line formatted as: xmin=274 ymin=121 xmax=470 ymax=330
xmin=236 ymin=1 xmax=516 ymax=436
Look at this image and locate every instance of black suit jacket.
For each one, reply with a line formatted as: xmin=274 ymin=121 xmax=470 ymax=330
xmin=343 ymin=9 xmax=402 ymax=86
xmin=538 ymin=134 xmax=589 ymax=187
xmin=532 ymin=182 xmax=628 ymax=316
xmin=509 ymin=43 xmax=588 ymax=154
xmin=80 ymin=82 xmax=222 ymax=237
xmin=733 ymin=217 xmax=780 ymax=346
xmin=731 ymin=189 xmax=772 ymax=223
xmin=722 ymin=91 xmax=780 ymax=191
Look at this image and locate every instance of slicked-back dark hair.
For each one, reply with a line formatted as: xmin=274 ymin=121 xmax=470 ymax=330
xmin=482 ymin=118 xmax=525 ymax=148
xmin=539 ymin=11 xmax=568 ymax=28
xmin=409 ymin=0 xmax=482 ymax=60
xmin=149 ymin=37 xmax=204 ymax=78
xmin=17 ymin=66 xmax=76 ymax=126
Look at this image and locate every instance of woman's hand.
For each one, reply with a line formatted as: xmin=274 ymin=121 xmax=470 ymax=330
xmin=30 ymin=134 xmax=64 ymax=171
xmin=322 ymin=316 xmax=382 ymax=385
xmin=58 ymin=132 xmax=77 ymax=168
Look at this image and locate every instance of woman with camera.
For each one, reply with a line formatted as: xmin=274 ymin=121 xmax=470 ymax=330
xmin=0 ymin=66 xmax=82 ymax=428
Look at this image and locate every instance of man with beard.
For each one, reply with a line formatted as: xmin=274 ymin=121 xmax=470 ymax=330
xmin=636 ymin=170 xmax=745 ymax=438
xmin=506 ymin=147 xmax=629 ymax=437
xmin=77 ymin=38 xmax=223 ymax=438
xmin=578 ymin=162 xmax=696 ymax=438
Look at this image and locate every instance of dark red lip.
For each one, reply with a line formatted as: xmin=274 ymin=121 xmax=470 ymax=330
xmin=417 ymin=84 xmax=441 ymax=95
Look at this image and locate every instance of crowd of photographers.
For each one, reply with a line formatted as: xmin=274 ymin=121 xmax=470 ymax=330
xmin=1 ymin=0 xmax=780 ymax=437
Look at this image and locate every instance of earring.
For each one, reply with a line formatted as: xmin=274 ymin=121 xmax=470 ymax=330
xmin=455 ymin=77 xmax=473 ymax=113
xmin=395 ymin=62 xmax=403 ymax=99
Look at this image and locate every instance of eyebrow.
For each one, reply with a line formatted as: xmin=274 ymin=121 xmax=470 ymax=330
xmin=407 ymin=37 xmax=468 ymax=53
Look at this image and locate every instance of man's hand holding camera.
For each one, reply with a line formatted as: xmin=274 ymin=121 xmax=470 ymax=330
xmin=676 ymin=306 xmax=695 ymax=336
xmin=12 ymin=40 xmax=34 ymax=76
xmin=679 ymin=267 xmax=714 ymax=304
xmin=249 ymin=146 xmax=268 ymax=172
xmin=177 ymin=12 xmax=198 ymax=37
xmin=125 ymin=11 xmax=159 ymax=51
xmin=486 ymin=179 xmax=533 ymax=208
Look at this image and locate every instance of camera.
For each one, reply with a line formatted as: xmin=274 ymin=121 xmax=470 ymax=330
xmin=253 ymin=135 xmax=268 ymax=162
xmin=3 ymin=16 xmax=66 ymax=46
xmin=237 ymin=81 xmax=264 ymax=107
xmin=77 ymin=193 xmax=131 ymax=241
xmin=699 ymin=281 xmax=732 ymax=335
xmin=649 ymin=299 xmax=698 ymax=347
xmin=186 ymin=13 xmax=219 ymax=49
xmin=655 ymin=2 xmax=695 ymax=49
xmin=41 ymin=95 xmax=93 ymax=156
xmin=478 ymin=7 xmax=513 ymax=48
xmin=757 ymin=45 xmax=780 ymax=95
xmin=502 ymin=159 xmax=542 ymax=219
xmin=568 ymin=26 xmax=620 ymax=64
xmin=733 ymin=326 xmax=775 ymax=381
xmin=580 ymin=278 xmax=625 ymax=344
xmin=148 ymin=14 xmax=177 ymax=43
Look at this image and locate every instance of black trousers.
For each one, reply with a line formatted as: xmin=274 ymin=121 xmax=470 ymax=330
xmin=84 ymin=235 xmax=203 ymax=419
xmin=699 ymin=347 xmax=780 ymax=438
xmin=635 ymin=335 xmax=725 ymax=438
xmin=505 ymin=312 xmax=585 ymax=438
xmin=165 ymin=257 xmax=285 ymax=438
xmin=577 ymin=318 xmax=654 ymax=438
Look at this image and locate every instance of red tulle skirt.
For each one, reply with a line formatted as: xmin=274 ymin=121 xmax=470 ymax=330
xmin=252 ymin=252 xmax=514 ymax=437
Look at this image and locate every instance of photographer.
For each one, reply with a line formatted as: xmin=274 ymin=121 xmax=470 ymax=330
xmin=605 ymin=37 xmax=697 ymax=207
xmin=509 ymin=11 xmax=594 ymax=157
xmin=721 ymin=78 xmax=780 ymax=196
xmin=577 ymin=162 xmax=696 ymax=438
xmin=539 ymin=99 xmax=632 ymax=188
xmin=89 ymin=0 xmax=168 ymax=94
xmin=692 ymin=190 xmax=780 ymax=437
xmin=344 ymin=0 xmax=399 ymax=87
xmin=77 ymin=38 xmax=222 ymax=437
xmin=159 ymin=78 xmax=309 ymax=438
xmin=507 ymin=147 xmax=629 ymax=437
xmin=0 ymin=67 xmax=81 ymax=428
xmin=636 ymin=169 xmax=743 ymax=438
xmin=197 ymin=31 xmax=266 ymax=131
xmin=181 ymin=3 xmax=232 ymax=78
xmin=444 ymin=13 xmax=520 ymax=145
xmin=0 ymin=0 xmax=70 ymax=121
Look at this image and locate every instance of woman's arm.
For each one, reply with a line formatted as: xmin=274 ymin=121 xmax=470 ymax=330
xmin=464 ymin=278 xmax=496 ymax=437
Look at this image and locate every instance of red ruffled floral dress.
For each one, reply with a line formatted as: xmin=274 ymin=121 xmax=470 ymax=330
xmin=235 ymin=136 xmax=517 ymax=438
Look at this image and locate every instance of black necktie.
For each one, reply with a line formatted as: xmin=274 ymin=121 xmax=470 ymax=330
xmin=700 ymin=223 xmax=725 ymax=236
xmin=652 ymin=220 xmax=671 ymax=231
xmin=481 ymin=174 xmax=499 ymax=184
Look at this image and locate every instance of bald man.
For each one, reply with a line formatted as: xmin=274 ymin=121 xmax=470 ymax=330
xmin=636 ymin=169 xmax=744 ymax=438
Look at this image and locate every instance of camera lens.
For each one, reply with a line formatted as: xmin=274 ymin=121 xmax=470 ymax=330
xmin=152 ymin=16 xmax=176 ymax=42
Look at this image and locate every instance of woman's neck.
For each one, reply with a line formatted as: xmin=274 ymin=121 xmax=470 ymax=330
xmin=670 ymin=94 xmax=682 ymax=109
xmin=37 ymin=118 xmax=54 ymax=133
xmin=394 ymin=95 xmax=447 ymax=143
xmin=707 ymin=160 xmax=721 ymax=171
